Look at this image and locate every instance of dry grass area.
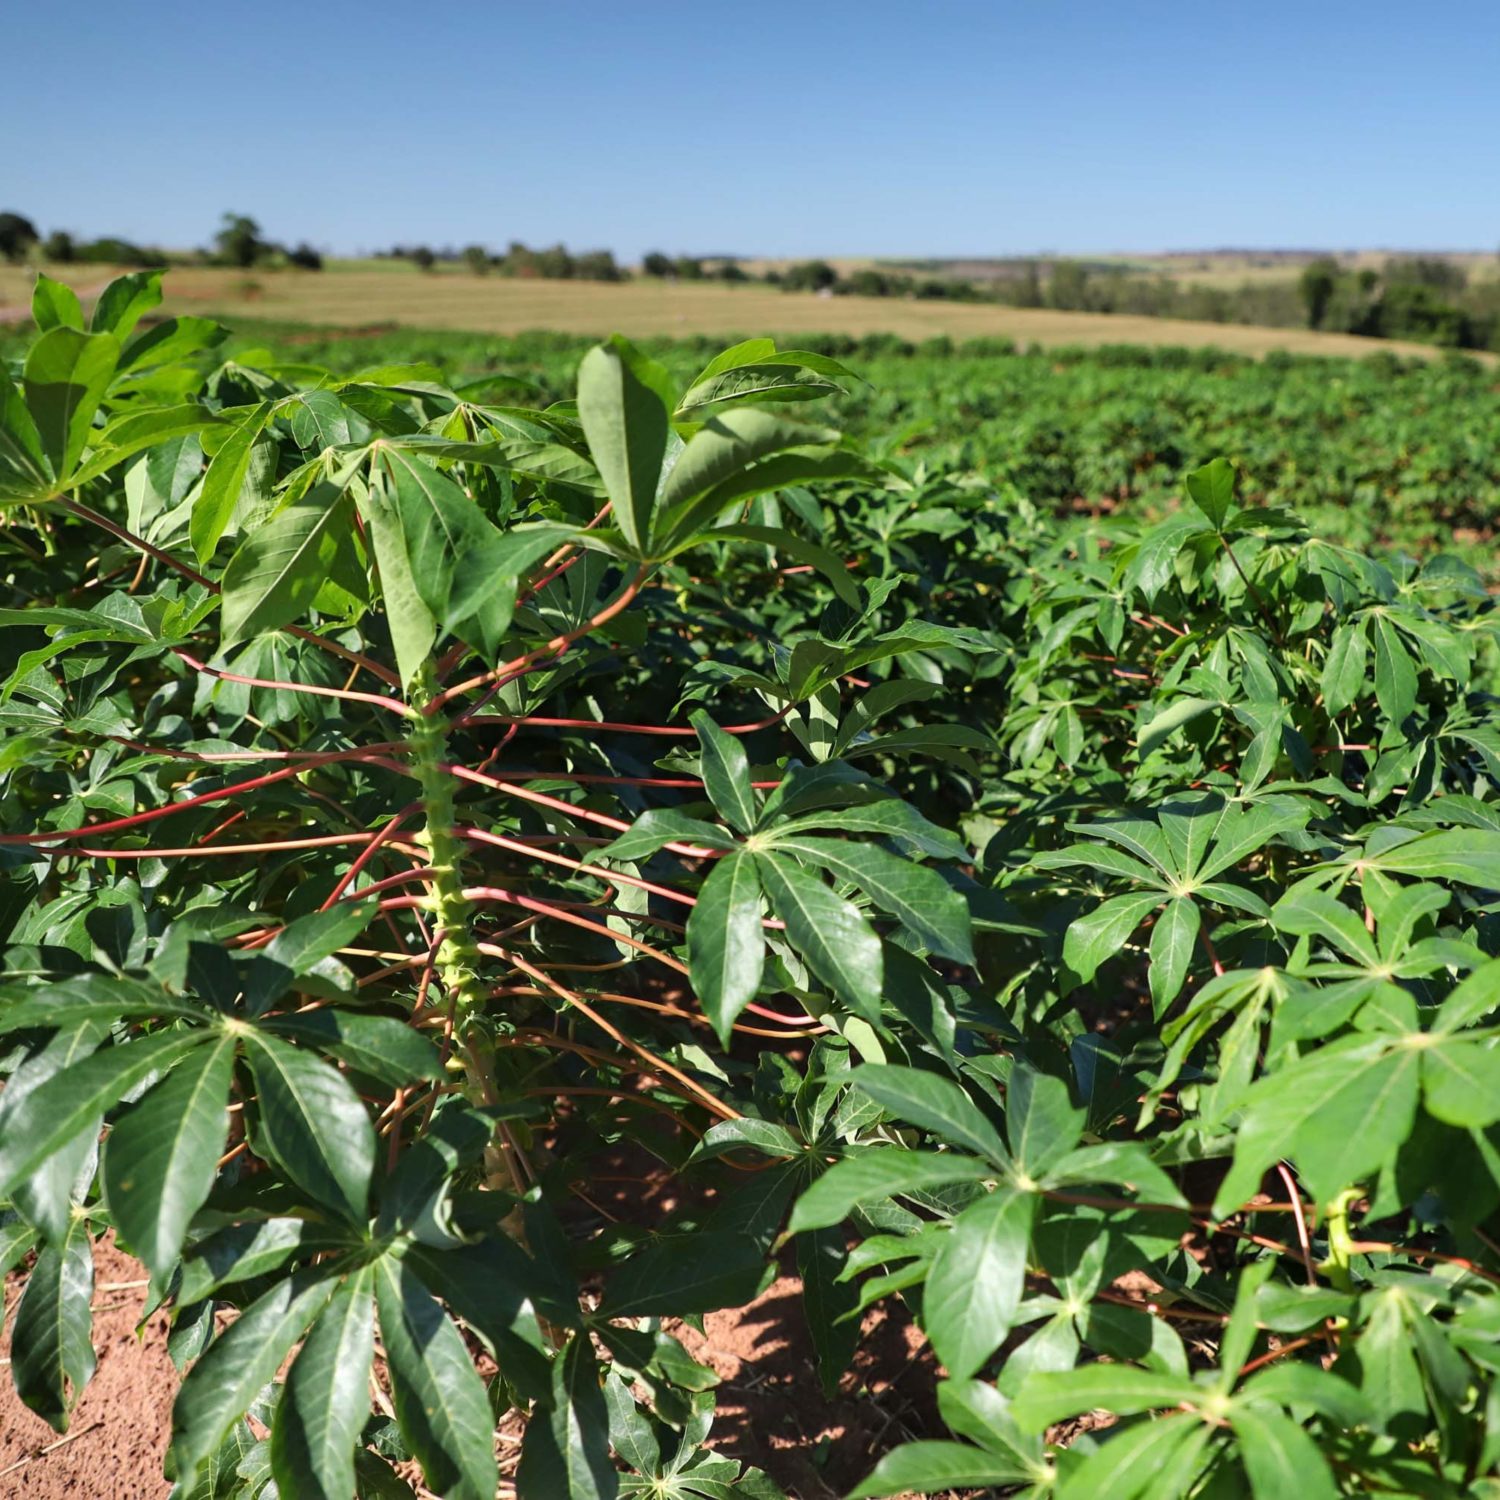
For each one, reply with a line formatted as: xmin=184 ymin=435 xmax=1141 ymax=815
xmin=0 ymin=263 xmax=1463 ymax=359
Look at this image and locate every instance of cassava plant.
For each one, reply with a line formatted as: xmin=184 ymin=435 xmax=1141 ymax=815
xmin=1 ymin=270 xmax=1500 ymax=1500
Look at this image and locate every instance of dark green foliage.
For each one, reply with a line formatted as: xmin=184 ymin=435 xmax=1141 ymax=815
xmin=2 ymin=273 xmax=1499 ymax=1499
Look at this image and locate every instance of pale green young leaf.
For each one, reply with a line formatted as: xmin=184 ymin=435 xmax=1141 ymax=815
xmin=219 ymin=486 xmax=356 ymax=647
xmin=936 ymin=1379 xmax=1043 ymax=1465
xmin=593 ymin=808 xmax=737 ymax=863
xmin=773 ymin=800 xmax=966 ymax=861
xmin=1138 ymin=697 xmax=1220 ymax=758
xmin=1271 ymin=887 xmax=1378 ymax=966
xmin=357 ymin=470 xmax=435 ymax=686
xmin=189 ymin=402 xmax=271 ymax=562
xmin=576 ymin=337 xmax=667 ymax=554
xmin=1360 ymin=828 xmax=1500 ymax=889
xmin=1434 ymin=956 xmax=1500 ymax=1032
xmin=1184 ymin=456 xmax=1237 ymax=529
xmin=1010 ymin=1365 xmax=1194 ymax=1430
xmin=1421 ymin=1038 xmax=1500 ymax=1128
xmin=1214 ymin=1035 xmax=1418 ymax=1211
xmin=32 ymin=274 xmax=84 ymax=333
xmin=660 ymin=408 xmax=834 ymax=508
xmin=846 ymin=1441 xmax=1033 ymax=1497
xmin=23 ymin=326 xmax=120 ymax=479
xmin=1054 ymin=1413 xmax=1212 ymax=1500
xmin=1372 ymin=613 xmax=1418 ymax=724
xmin=1063 ymin=891 xmax=1161 ymax=985
xmin=90 ymin=269 xmax=164 ymax=340
xmin=923 ymin=1189 xmax=1036 ymax=1379
xmin=1322 ymin=621 xmax=1368 ymax=716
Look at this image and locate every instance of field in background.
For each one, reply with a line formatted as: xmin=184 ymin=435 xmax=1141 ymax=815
xmin=0 ymin=262 xmax=1465 ymax=359
xmin=198 ymin=317 xmax=1498 ymax=576
xmin=881 ymin=248 xmax=1500 ymax=290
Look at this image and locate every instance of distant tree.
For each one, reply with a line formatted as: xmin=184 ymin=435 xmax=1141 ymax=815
xmin=1374 ymin=281 xmax=1470 ymax=346
xmin=1012 ymin=260 xmax=1044 ymax=308
xmin=674 ymin=256 xmax=704 ymax=281
xmin=461 ymin=244 xmax=492 ymax=275
xmin=285 ymin=242 xmax=323 ymax=270
xmin=1299 ymin=257 xmax=1341 ymax=328
xmin=1384 ymin=256 xmax=1467 ymax=294
xmin=42 ymin=229 xmax=76 ymax=264
xmin=575 ymin=249 xmax=623 ymax=282
xmin=1047 ymin=260 xmax=1091 ymax=311
xmin=846 ymin=268 xmax=894 ymax=297
xmin=641 ymin=251 xmax=674 ymax=277
xmin=533 ymin=244 xmax=575 ymax=279
xmin=502 ymin=242 xmax=534 ymax=276
xmin=214 ymin=213 xmax=268 ymax=269
xmin=783 ymin=259 xmax=838 ymax=292
xmin=0 ymin=212 xmax=39 ymax=263
xmin=717 ymin=262 xmax=749 ymax=283
xmin=76 ymin=237 xmax=168 ymax=268
xmin=409 ymin=246 xmax=436 ymax=272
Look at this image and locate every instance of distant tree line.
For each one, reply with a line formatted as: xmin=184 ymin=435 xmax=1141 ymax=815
xmin=933 ymin=253 xmax=1500 ymax=352
xmin=0 ymin=211 xmax=322 ymax=272
xmin=0 ymin=211 xmax=169 ymax=269
xmin=379 ymin=242 xmax=626 ymax=281
xmin=8 ymin=206 xmax=1500 ymax=351
xmin=1295 ymin=256 xmax=1500 ymax=349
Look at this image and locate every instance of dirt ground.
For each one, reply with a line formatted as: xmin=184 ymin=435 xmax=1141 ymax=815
xmin=0 ymin=1237 xmax=947 ymax=1500
xmin=0 ymin=1238 xmax=176 ymax=1498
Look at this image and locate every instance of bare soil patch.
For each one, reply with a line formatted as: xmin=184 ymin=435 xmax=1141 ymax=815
xmin=2 ymin=1236 xmax=950 ymax=1499
xmin=0 ymin=1238 xmax=174 ymax=1498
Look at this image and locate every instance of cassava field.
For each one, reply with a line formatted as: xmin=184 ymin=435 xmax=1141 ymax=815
xmin=2 ymin=270 xmax=1500 ymax=1500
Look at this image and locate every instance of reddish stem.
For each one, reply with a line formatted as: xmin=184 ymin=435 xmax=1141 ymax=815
xmin=0 ymin=747 xmax=388 ymax=847
xmin=468 ymin=770 xmax=780 ymax=789
xmin=63 ymin=831 xmax=428 ymax=860
xmin=459 ymin=707 xmax=792 ymax=737
xmin=174 ymin=650 xmax=409 ymax=715
xmin=320 ymin=807 xmax=421 ymax=910
xmin=430 ymin=568 xmax=647 ymax=712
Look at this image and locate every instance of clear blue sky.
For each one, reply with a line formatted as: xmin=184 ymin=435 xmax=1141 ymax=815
xmin=8 ymin=1 xmax=1499 ymax=260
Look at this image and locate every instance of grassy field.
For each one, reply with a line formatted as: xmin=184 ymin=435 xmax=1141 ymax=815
xmin=0 ymin=262 xmax=1468 ymax=359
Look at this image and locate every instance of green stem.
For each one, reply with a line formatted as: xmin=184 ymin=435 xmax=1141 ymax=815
xmin=407 ymin=662 xmax=486 ymax=1019
xmin=406 ymin=662 xmax=520 ymax=1204
xmin=1319 ymin=1186 xmax=1362 ymax=1294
